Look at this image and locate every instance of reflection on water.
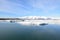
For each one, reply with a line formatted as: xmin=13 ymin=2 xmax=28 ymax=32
xmin=0 ymin=22 xmax=60 ymax=40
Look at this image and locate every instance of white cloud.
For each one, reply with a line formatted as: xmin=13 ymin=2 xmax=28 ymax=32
xmin=0 ymin=0 xmax=31 ymax=14
xmin=28 ymin=0 xmax=58 ymax=13
xmin=0 ymin=0 xmax=60 ymax=16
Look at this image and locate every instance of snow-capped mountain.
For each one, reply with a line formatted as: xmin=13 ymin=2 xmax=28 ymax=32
xmin=19 ymin=16 xmax=53 ymax=20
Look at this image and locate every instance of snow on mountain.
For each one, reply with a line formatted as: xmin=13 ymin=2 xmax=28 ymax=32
xmin=19 ymin=16 xmax=53 ymax=20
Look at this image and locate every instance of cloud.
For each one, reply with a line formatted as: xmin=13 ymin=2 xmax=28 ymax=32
xmin=27 ymin=0 xmax=60 ymax=13
xmin=0 ymin=0 xmax=31 ymax=15
xmin=0 ymin=0 xmax=60 ymax=17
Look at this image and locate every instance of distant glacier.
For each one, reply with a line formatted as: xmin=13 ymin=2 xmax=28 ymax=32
xmin=0 ymin=16 xmax=60 ymax=26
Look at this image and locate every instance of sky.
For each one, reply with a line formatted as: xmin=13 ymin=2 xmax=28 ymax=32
xmin=0 ymin=0 xmax=60 ymax=17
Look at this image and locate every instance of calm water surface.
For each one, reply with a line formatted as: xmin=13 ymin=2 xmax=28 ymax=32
xmin=0 ymin=22 xmax=60 ymax=40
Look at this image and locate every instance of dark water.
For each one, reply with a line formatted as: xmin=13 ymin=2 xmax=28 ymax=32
xmin=0 ymin=22 xmax=60 ymax=40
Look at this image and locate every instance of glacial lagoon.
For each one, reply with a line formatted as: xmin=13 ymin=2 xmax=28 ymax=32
xmin=0 ymin=22 xmax=60 ymax=40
